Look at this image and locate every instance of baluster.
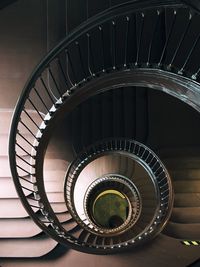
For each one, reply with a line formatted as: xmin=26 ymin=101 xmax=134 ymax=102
xmin=158 ymin=9 xmax=177 ymax=66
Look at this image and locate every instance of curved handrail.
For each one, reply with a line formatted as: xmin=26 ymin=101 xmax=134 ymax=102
xmin=9 ymin=0 xmax=200 ymax=254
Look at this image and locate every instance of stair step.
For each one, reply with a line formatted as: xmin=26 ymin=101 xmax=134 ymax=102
xmin=174 ymin=180 xmax=200 ymax=193
xmin=44 ymin=181 xmax=64 ymax=193
xmin=0 ymin=155 xmax=34 ymax=177
xmin=164 ymin=157 xmax=200 ymax=170
xmin=0 ymin=133 xmax=35 ymax=157
xmin=170 ymin=207 xmax=200 ymax=223
xmin=62 ymin=219 xmax=78 ymax=232
xmin=0 ymin=199 xmax=32 ymax=218
xmin=0 ymin=199 xmax=68 ymax=218
xmin=158 ymin=147 xmax=200 ymax=159
xmin=169 ymin=169 xmax=200 ymax=180
xmin=0 ymin=110 xmax=13 ymax=135
xmin=0 ymin=176 xmax=38 ymax=197
xmin=0 ymin=218 xmax=42 ymax=238
xmin=0 ymin=109 xmax=44 ymax=135
xmin=44 ymin=159 xmax=68 ymax=171
xmin=164 ymin=222 xmax=200 ymax=239
xmin=0 ymin=134 xmax=9 ymax=156
xmin=0 ymin=156 xmax=13 ymax=177
xmin=0 ymin=198 xmax=28 ymax=218
xmin=44 ymin=170 xmax=66 ymax=182
xmin=51 ymin=202 xmax=67 ymax=213
xmin=0 ymin=234 xmax=57 ymax=258
xmin=46 ymin=192 xmax=65 ymax=203
xmin=174 ymin=193 xmax=200 ymax=207
xmin=0 ymin=177 xmax=19 ymax=198
xmin=1 ymin=234 xmax=199 ymax=265
xmin=56 ymin=212 xmax=72 ymax=223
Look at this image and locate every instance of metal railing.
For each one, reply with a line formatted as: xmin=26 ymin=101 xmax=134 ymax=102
xmin=9 ymin=0 xmax=200 ymax=254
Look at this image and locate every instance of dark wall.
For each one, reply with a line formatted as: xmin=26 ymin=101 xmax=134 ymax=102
xmin=0 ymin=0 xmax=128 ymax=109
xmin=66 ymin=0 xmax=126 ymax=32
xmin=0 ymin=0 xmax=66 ymax=109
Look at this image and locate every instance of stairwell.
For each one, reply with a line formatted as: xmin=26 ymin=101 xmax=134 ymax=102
xmin=1 ymin=0 xmax=200 ymax=266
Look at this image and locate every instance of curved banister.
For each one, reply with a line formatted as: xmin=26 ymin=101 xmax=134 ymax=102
xmin=9 ymin=0 xmax=200 ymax=254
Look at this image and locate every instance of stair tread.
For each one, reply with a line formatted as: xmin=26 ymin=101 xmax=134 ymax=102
xmin=44 ymin=159 xmax=68 ymax=171
xmin=174 ymin=193 xmax=200 ymax=207
xmin=0 ymin=235 xmax=57 ymax=258
xmin=44 ymin=170 xmax=66 ymax=181
xmin=44 ymin=181 xmax=64 ymax=193
xmin=0 ymin=110 xmax=13 ymax=135
xmin=169 ymin=169 xmax=200 ymax=180
xmin=0 ymin=155 xmax=34 ymax=177
xmin=173 ymin=180 xmax=200 ymax=193
xmin=0 ymin=177 xmax=65 ymax=198
xmin=0 ymin=177 xmax=19 ymax=198
xmin=164 ymin=157 xmax=200 ymax=170
xmin=0 ymin=133 xmax=36 ymax=156
xmin=164 ymin=221 xmax=200 ymax=239
xmin=46 ymin=192 xmax=65 ymax=203
xmin=51 ymin=202 xmax=67 ymax=213
xmin=171 ymin=207 xmax=200 ymax=223
xmin=159 ymin=147 xmax=200 ymax=157
xmin=0 ymin=198 xmax=29 ymax=218
xmin=0 ymin=134 xmax=9 ymax=156
xmin=0 ymin=218 xmax=42 ymax=238
xmin=0 ymin=109 xmax=44 ymax=135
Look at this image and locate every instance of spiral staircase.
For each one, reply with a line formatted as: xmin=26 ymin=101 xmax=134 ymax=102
xmin=1 ymin=0 xmax=200 ymax=266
